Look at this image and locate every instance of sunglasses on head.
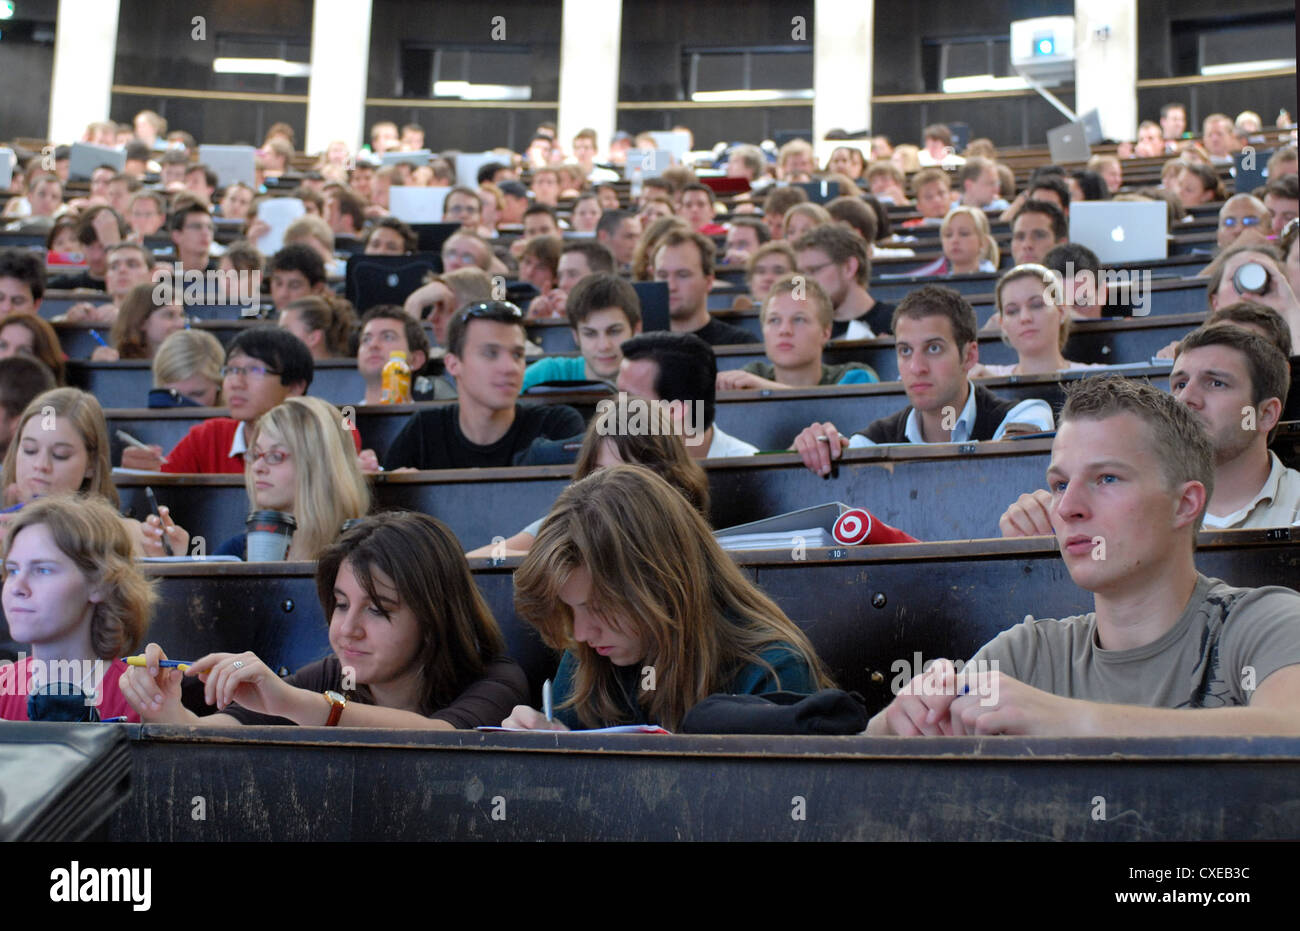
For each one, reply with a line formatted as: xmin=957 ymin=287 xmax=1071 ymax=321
xmin=459 ymin=301 xmax=524 ymax=322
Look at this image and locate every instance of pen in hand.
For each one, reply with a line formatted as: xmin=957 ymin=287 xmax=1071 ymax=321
xmin=543 ymin=678 xmax=553 ymax=722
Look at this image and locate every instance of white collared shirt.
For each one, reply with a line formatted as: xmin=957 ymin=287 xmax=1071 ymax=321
xmin=1201 ymin=453 xmax=1300 ymax=529
xmin=228 ymin=421 xmax=248 ymax=461
xmin=708 ymin=426 xmax=759 ymax=458
xmin=847 ymin=380 xmax=1054 ymax=447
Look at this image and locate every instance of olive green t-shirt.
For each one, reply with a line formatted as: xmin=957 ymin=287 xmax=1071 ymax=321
xmin=969 ymin=575 xmax=1300 ymax=708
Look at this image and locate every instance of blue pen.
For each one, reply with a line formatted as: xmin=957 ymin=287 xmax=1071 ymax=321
xmin=101 ymin=716 xmax=129 ymax=723
xmin=0 ymin=501 xmax=23 ymax=514
xmin=89 ymin=329 xmax=110 ymax=349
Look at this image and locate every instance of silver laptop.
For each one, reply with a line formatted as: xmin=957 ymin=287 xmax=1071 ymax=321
xmin=68 ymin=142 xmax=125 ymax=181
xmin=454 ymin=152 xmax=498 ymax=187
xmin=1069 ymin=201 xmax=1169 ymax=264
xmin=388 ymin=186 xmax=450 ymax=223
xmin=0 ymin=148 xmax=14 ymax=190
xmin=198 ymin=144 xmax=257 ymax=188
xmin=1047 ymin=121 xmax=1090 ymax=164
xmin=380 ymin=149 xmax=432 ymax=168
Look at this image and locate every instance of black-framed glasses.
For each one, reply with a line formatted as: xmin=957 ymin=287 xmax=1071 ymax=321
xmin=459 ymin=301 xmax=524 ymax=323
xmin=221 ymin=364 xmax=281 ymax=379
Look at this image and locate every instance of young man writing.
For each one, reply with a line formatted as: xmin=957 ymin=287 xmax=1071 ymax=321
xmin=522 ymin=275 xmax=642 ymax=391
xmin=1001 ymin=324 xmax=1298 ymax=534
xmin=869 ymin=376 xmax=1300 ymax=736
xmin=792 ymin=285 xmax=1053 ymax=476
xmin=381 ymin=302 xmax=584 ymax=470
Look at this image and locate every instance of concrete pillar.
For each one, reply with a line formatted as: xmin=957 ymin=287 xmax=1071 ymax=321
xmin=813 ymin=0 xmax=873 ymax=158
xmin=1074 ymin=0 xmax=1138 ymax=142
xmin=305 ymin=0 xmax=374 ymax=154
xmin=48 ymin=0 xmax=120 ymax=143
xmin=557 ymin=0 xmax=622 ymax=160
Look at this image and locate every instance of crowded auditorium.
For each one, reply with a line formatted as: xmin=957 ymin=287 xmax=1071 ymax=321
xmin=2 ymin=0 xmax=1298 ymax=874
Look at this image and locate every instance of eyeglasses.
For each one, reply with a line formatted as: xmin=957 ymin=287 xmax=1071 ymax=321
xmin=1221 ymin=216 xmax=1263 ymax=228
xmin=250 ymin=449 xmax=290 ymax=466
xmin=459 ymin=301 xmax=524 ymax=323
xmin=221 ymin=364 xmax=281 ymax=379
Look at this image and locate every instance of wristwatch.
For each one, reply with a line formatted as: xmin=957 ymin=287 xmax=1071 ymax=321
xmin=322 ymin=690 xmax=348 ymax=726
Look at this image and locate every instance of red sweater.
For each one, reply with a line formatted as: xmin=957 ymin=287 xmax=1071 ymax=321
xmin=160 ymin=417 xmax=362 ymax=475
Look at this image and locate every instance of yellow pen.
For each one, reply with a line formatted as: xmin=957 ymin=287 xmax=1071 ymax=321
xmin=124 ymin=656 xmax=192 ymax=673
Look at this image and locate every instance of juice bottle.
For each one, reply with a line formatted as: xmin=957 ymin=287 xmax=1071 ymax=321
xmin=380 ymin=351 xmax=411 ymax=404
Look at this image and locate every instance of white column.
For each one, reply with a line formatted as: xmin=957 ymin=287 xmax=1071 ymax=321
xmin=813 ymin=0 xmax=873 ymax=160
xmin=1074 ymin=0 xmax=1138 ymax=142
xmin=305 ymin=0 xmax=373 ymax=156
xmin=557 ymin=0 xmax=622 ymax=160
xmin=48 ymin=0 xmax=121 ymax=143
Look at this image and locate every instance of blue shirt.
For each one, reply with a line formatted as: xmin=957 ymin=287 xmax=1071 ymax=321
xmin=847 ymin=379 xmax=1054 ymax=447
xmin=549 ymin=641 xmax=818 ymax=729
xmin=522 ymin=356 xmax=589 ymax=392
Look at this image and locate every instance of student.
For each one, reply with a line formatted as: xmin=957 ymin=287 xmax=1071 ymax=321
xmin=277 ymin=294 xmax=356 ymax=360
xmin=0 ymin=357 xmax=57 ymax=458
xmin=792 ymin=225 xmax=892 ymax=338
xmin=0 ymin=496 xmax=155 ymax=722
xmin=865 ymin=161 xmax=910 ymax=206
xmin=119 ymin=326 xmax=319 ymax=474
xmin=1176 ymin=162 xmax=1226 ymax=206
xmin=268 ymin=244 xmax=329 ymax=311
xmin=121 ymin=511 xmax=530 ymax=729
xmin=527 ymin=241 xmax=617 ymax=319
xmin=871 ymin=377 xmax=1300 ymax=737
xmin=782 ymin=202 xmax=831 ymax=241
xmin=618 ymin=331 xmax=759 ymax=458
xmin=0 ymin=248 xmax=46 ymax=316
xmin=522 ymin=275 xmax=641 ymax=390
xmin=570 ymin=193 xmax=603 ymax=234
xmin=168 ymin=202 xmax=216 ymax=273
xmin=826 ymin=145 xmax=866 ymax=180
xmin=212 ymin=397 xmax=370 ymax=560
xmin=762 ymin=186 xmax=809 ymax=240
xmin=152 ymin=329 xmax=224 ymax=407
xmin=1216 ymin=195 xmax=1271 ymax=251
xmin=905 ymin=168 xmax=953 ymax=226
xmin=60 ymin=241 xmax=157 ymax=325
xmin=723 ymin=217 xmax=769 ymax=267
xmin=381 ymin=302 xmax=584 ymax=470
xmin=1263 ymin=176 xmax=1299 ymax=237
xmin=90 ymin=283 xmax=187 ymax=361
xmin=792 ymin=286 xmax=1054 ymax=475
xmin=1202 ymin=242 xmax=1300 ymax=348
xmin=910 ymin=207 xmax=998 ymax=277
xmin=442 ymin=186 xmax=483 ymax=231
xmin=653 ymin=229 xmax=752 ymax=346
xmin=1042 ymin=243 xmax=1114 ymax=320
xmin=1 ymin=388 xmax=188 ymax=556
xmin=595 ymin=209 xmax=641 ymax=271
xmin=356 ymin=305 xmax=445 ymax=403
xmin=745 ymin=242 xmax=796 ymax=307
xmin=403 ymin=267 xmax=493 ymax=345
xmin=969 ymin=265 xmax=1104 ymax=377
xmin=0 ymin=313 xmax=66 ymax=383
xmin=957 ymin=157 xmax=1009 ymax=210
xmin=718 ymin=274 xmax=877 ymax=390
xmin=631 ymin=215 xmax=689 ymax=282
xmin=48 ymin=206 xmax=129 ymax=291
xmin=518 ymin=235 xmax=561 ymax=295
xmin=1009 ymin=201 xmax=1069 ymax=266
xmin=468 ymin=398 xmax=709 ymax=557
xmin=1001 ymin=324 xmax=1297 ymax=534
xmin=502 ymin=465 xmax=832 ymax=731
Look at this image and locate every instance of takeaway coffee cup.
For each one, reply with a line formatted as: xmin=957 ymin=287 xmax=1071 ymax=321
xmin=245 ymin=510 xmax=297 ymax=561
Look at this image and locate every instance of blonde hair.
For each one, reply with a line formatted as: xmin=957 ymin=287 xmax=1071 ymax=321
xmin=244 ymin=397 xmax=370 ymax=559
xmin=996 ymin=263 xmax=1071 ymax=351
xmin=941 ymin=206 xmax=1000 ymax=267
xmin=284 ymin=214 xmax=335 ymax=256
xmin=1 ymin=388 xmax=117 ymax=507
xmin=781 ymin=202 xmax=831 ymax=239
xmin=514 ymin=465 xmax=832 ymax=729
xmin=763 ymin=271 xmax=833 ymax=328
xmin=152 ymin=329 xmax=224 ymax=403
xmin=3 ymin=495 xmax=155 ymax=659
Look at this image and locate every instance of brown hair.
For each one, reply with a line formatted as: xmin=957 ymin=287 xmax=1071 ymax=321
xmin=315 ymin=511 xmax=506 ymax=716
xmin=653 ymin=227 xmax=716 ymax=278
xmin=3 ymin=495 xmax=155 ymax=659
xmin=631 ymin=216 xmax=689 ymax=281
xmin=514 ymin=465 xmax=831 ymax=729
xmin=1 ymin=388 xmax=119 ymax=508
xmin=283 ymin=294 xmax=357 ymax=357
xmin=109 ymin=283 xmax=177 ymax=359
xmin=0 ymin=312 xmax=65 ymax=384
xmin=1206 ymin=301 xmax=1292 ymax=357
xmin=1059 ymin=375 xmax=1214 ymax=532
xmin=891 ymin=284 xmax=978 ymax=348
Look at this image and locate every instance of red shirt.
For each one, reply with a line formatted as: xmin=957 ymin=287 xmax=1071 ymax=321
xmin=0 ymin=657 xmax=139 ymax=722
xmin=160 ymin=416 xmax=362 ymax=474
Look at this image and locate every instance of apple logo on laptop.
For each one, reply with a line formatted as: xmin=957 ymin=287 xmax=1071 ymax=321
xmin=1110 ymin=225 xmax=1126 ymax=243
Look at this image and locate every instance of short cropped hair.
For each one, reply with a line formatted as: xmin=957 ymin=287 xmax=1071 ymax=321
xmin=368 ymin=215 xmax=416 ymax=252
xmin=959 ymin=156 xmax=994 ymax=186
xmin=596 ymin=208 xmax=635 ymax=239
xmin=763 ymin=272 xmax=833 ymax=328
xmin=763 ymin=186 xmax=808 ymax=218
xmin=1059 ymin=375 xmax=1214 ymax=531
xmin=729 ymin=144 xmax=766 ymax=179
xmin=620 ymin=331 xmax=717 ymax=430
xmin=168 ymin=200 xmax=211 ymax=234
xmin=891 ymin=284 xmax=977 ymax=348
xmin=444 ymin=301 xmax=528 ymax=358
xmin=1014 ymin=199 xmax=1069 ymax=242
xmin=791 ymin=224 xmax=870 ymax=285
xmin=561 ymin=240 xmax=616 ymax=276
xmin=1029 ymin=176 xmax=1071 ymax=208
xmin=1207 ymin=301 xmax=1292 ymax=357
xmin=729 ymin=216 xmax=771 ymax=245
xmin=77 ymin=206 xmax=129 ymax=246
xmin=360 ymin=304 xmax=430 ymax=358
xmin=1177 ymin=323 xmax=1290 ymax=412
xmin=566 ymin=274 xmax=642 ymax=329
xmin=227 ymin=325 xmax=314 ymax=391
xmin=923 ymin=123 xmax=953 ymax=147
xmin=654 ymin=228 xmax=716 ymax=277
xmin=911 ymin=167 xmax=951 ymax=196
xmin=1043 ymin=242 xmax=1101 ymax=279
